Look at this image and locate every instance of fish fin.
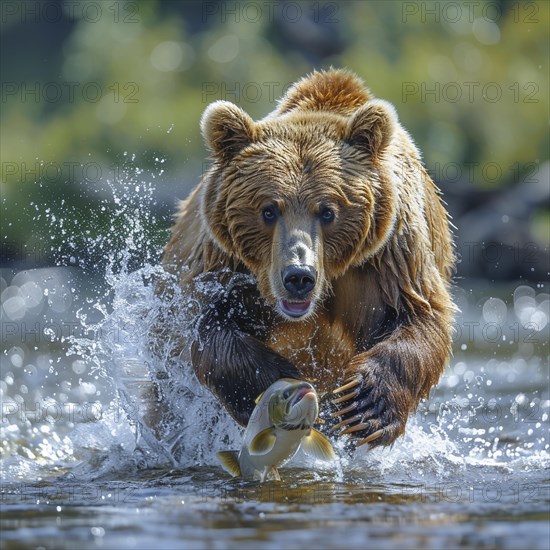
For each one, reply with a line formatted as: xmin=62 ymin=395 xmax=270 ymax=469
xmin=254 ymin=391 xmax=265 ymax=405
xmin=216 ymin=451 xmax=241 ymax=477
xmin=259 ymin=466 xmax=280 ymax=482
xmin=249 ymin=427 xmax=276 ymax=456
xmin=301 ymin=429 xmax=336 ymax=461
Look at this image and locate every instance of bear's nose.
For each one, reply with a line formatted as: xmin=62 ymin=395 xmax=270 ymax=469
xmin=282 ymin=266 xmax=316 ymax=297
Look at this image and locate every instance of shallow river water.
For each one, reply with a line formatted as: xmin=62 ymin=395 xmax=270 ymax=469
xmin=1 ymin=181 xmax=548 ymax=550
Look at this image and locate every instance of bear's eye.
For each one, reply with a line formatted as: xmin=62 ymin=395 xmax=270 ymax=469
xmin=319 ymin=206 xmax=335 ymax=224
xmin=262 ymin=206 xmax=278 ymax=224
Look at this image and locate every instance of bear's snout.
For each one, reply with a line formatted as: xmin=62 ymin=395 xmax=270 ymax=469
xmin=282 ymin=265 xmax=317 ymax=298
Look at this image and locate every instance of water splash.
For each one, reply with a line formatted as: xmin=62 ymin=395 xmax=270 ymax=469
xmin=2 ymin=161 xmax=548 ymax=484
xmin=57 ymin=164 xmax=245 ymax=473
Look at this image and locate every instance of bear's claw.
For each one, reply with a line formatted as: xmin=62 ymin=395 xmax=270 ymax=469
xmin=331 ymin=370 xmax=408 ymax=447
xmin=329 ymin=413 xmax=362 ymax=432
xmin=356 ymin=429 xmax=385 ymax=447
xmin=332 ymin=388 xmax=361 ymax=404
xmin=339 ymin=422 xmax=370 ymax=435
xmin=330 ymin=401 xmax=357 ymax=417
xmin=333 ymin=377 xmax=362 ymax=394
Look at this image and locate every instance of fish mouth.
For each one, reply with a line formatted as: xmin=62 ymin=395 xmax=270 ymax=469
xmin=286 ymin=386 xmax=318 ymax=427
xmin=278 ymin=299 xmax=312 ymax=319
xmin=291 ymin=385 xmax=316 ymax=407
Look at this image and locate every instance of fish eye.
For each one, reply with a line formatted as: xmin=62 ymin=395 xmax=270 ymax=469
xmin=262 ymin=206 xmax=278 ymax=224
xmin=282 ymin=388 xmax=291 ymax=399
xmin=319 ymin=206 xmax=335 ymax=224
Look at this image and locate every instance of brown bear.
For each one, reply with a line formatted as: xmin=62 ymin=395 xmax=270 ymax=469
xmin=158 ymin=69 xmax=455 ymax=448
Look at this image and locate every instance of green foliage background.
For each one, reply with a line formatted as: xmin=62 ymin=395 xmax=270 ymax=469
xmin=1 ymin=0 xmax=548 ymax=274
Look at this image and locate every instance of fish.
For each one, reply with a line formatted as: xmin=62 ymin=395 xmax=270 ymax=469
xmin=216 ymin=378 xmax=335 ymax=482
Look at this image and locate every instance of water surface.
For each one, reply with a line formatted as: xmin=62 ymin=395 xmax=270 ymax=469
xmin=1 ymin=179 xmax=548 ymax=549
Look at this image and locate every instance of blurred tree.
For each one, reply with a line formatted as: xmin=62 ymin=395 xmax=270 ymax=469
xmin=0 ymin=0 xmax=547 ymax=279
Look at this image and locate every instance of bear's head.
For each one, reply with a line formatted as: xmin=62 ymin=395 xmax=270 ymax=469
xmin=200 ymin=99 xmax=400 ymax=321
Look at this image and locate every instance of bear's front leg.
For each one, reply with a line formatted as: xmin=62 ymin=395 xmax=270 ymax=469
xmin=331 ymin=311 xmax=452 ymax=448
xmin=191 ymin=327 xmax=301 ymax=426
xmin=190 ymin=283 xmax=302 ymax=426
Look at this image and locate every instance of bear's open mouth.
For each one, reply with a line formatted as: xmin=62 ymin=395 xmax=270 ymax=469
xmin=278 ymin=299 xmax=312 ymax=318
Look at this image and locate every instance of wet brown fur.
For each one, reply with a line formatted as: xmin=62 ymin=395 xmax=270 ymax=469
xmin=157 ymin=69 xmax=455 ymax=446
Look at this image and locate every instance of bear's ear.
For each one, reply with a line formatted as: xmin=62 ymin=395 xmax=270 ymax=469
xmin=200 ymin=100 xmax=256 ymax=161
xmin=346 ymin=99 xmax=397 ymax=158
